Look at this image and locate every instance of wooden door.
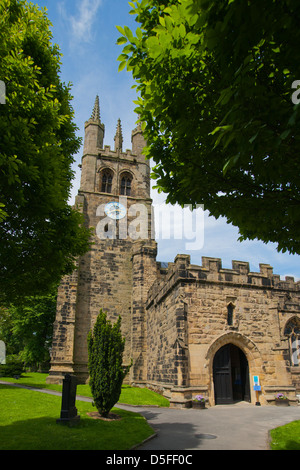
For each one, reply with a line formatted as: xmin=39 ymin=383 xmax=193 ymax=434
xmin=213 ymin=344 xmax=233 ymax=404
xmin=240 ymin=349 xmax=251 ymax=402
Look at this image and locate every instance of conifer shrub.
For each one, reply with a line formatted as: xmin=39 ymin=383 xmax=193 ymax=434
xmin=87 ymin=310 xmax=131 ymax=417
xmin=0 ymin=355 xmax=24 ymax=377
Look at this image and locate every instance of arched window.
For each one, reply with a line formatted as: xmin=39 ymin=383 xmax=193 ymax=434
xmin=284 ymin=318 xmax=300 ymax=366
xmin=227 ymin=303 xmax=234 ymax=326
xmin=120 ymin=173 xmax=132 ymax=196
xmin=101 ymin=169 xmax=113 ymax=193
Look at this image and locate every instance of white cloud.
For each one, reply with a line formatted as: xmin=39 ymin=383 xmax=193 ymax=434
xmin=69 ymin=0 xmax=103 ymax=43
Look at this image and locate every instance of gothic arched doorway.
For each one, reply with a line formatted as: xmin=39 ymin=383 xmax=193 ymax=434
xmin=213 ymin=344 xmax=251 ymax=405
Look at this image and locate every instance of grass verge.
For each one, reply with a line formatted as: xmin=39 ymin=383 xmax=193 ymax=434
xmin=0 ymin=384 xmax=155 ymax=450
xmin=269 ymin=420 xmax=300 ymax=450
xmin=1 ymin=372 xmax=170 ymax=407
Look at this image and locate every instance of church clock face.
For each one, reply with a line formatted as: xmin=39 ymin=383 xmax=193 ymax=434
xmin=105 ymin=201 xmax=126 ymax=220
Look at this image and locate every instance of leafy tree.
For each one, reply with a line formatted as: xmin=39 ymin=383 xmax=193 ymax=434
xmin=117 ymin=0 xmax=300 ymax=254
xmin=0 ymin=0 xmax=91 ymax=303
xmin=87 ymin=310 xmax=131 ymax=418
xmin=0 ymin=287 xmax=57 ymax=368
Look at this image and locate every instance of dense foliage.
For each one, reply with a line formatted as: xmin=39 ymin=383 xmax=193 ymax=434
xmin=0 ymin=0 xmax=90 ymax=302
xmin=87 ymin=310 xmax=131 ymax=417
xmin=118 ymin=0 xmax=300 ymax=254
xmin=0 ymin=287 xmax=57 ymax=369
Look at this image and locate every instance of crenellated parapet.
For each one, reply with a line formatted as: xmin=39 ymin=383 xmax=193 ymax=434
xmin=98 ymin=144 xmax=148 ymax=164
xmin=147 ymin=254 xmax=300 ymax=309
xmin=191 ymin=257 xmax=299 ymax=291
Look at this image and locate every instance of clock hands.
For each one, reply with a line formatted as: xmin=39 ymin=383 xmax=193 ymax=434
xmin=104 ymin=202 xmax=126 ymax=220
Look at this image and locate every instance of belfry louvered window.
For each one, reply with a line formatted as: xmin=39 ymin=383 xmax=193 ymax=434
xmin=120 ymin=173 xmax=132 ymax=196
xmin=101 ymin=170 xmax=113 ymax=193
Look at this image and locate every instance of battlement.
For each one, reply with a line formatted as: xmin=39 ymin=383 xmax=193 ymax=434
xmin=82 ymin=144 xmax=148 ymax=161
xmin=147 ymin=254 xmax=299 ymax=308
xmin=96 ymin=144 xmax=148 ymax=164
xmin=193 ymin=256 xmax=299 ymax=289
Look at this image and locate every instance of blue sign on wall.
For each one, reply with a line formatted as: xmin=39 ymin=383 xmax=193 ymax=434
xmin=253 ymin=375 xmax=260 ymax=386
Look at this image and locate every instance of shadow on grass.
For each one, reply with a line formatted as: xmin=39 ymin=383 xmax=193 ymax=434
xmin=272 ymin=440 xmax=300 ymax=451
xmin=284 ymin=440 xmax=300 ymax=450
xmin=0 ymin=406 xmax=154 ymax=451
xmin=0 ymin=416 xmax=79 ymax=450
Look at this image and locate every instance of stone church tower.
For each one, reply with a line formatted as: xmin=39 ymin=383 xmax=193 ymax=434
xmin=47 ymin=96 xmax=157 ymax=384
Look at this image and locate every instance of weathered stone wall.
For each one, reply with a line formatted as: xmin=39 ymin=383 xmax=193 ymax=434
xmin=74 ymin=233 xmax=134 ymax=378
xmin=131 ymin=241 xmax=159 ymax=382
xmin=47 ymin=268 xmax=79 ymax=381
xmin=146 ymin=286 xmax=178 ymax=386
xmin=145 ymin=256 xmax=191 ymax=390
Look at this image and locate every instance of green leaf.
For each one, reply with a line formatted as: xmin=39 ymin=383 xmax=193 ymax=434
xmin=122 ymin=44 xmax=135 ymax=53
xmin=146 ymin=35 xmax=160 ymax=49
xmin=280 ymin=129 xmax=291 ymax=140
xmin=124 ymin=25 xmax=134 ymax=42
xmin=249 ymin=132 xmax=258 ymax=144
xmin=116 ymin=36 xmax=127 ymax=45
xmin=210 ymin=125 xmax=233 ymax=136
xmin=146 ymin=35 xmax=162 ymax=58
xmin=223 ymin=154 xmax=240 ymax=175
xmin=116 ymin=25 xmax=125 ymax=36
xmin=136 ymin=27 xmax=143 ymax=40
xmin=179 ymin=23 xmax=186 ymax=38
xmin=118 ymin=61 xmax=127 ymax=72
xmin=159 ymin=16 xmax=165 ymax=27
xmin=216 ymin=87 xmax=234 ymax=106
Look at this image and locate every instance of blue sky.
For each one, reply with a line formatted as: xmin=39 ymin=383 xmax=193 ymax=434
xmin=36 ymin=0 xmax=299 ymax=280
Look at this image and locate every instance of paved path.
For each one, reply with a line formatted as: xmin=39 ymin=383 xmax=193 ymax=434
xmin=1 ymin=381 xmax=300 ymax=450
xmin=131 ymin=402 xmax=300 ymax=450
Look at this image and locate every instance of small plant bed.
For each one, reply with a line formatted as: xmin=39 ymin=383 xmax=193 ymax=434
xmin=87 ymin=411 xmax=122 ymax=421
xmin=0 ymin=384 xmax=154 ymax=450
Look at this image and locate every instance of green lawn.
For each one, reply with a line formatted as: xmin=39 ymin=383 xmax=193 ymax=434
xmin=269 ymin=420 xmax=300 ymax=450
xmin=0 ymin=372 xmax=169 ymax=450
xmin=0 ymin=384 xmax=155 ymax=450
xmin=1 ymin=372 xmax=170 ymax=407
